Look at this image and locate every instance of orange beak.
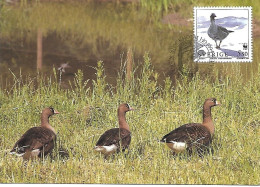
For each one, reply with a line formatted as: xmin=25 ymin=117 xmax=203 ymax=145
xmin=216 ymin=101 xmax=221 ymax=105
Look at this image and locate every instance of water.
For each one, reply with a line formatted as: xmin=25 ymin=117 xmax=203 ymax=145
xmin=0 ymin=1 xmax=259 ymax=89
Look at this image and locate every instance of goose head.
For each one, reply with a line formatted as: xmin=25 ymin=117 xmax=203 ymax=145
xmin=118 ymin=103 xmax=134 ymax=113
xmin=204 ymin=98 xmax=221 ymax=108
xmin=210 ymin=13 xmax=217 ymax=20
xmin=42 ymin=107 xmax=59 ymax=118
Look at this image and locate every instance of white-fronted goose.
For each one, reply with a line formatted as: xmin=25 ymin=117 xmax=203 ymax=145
xmin=160 ymin=98 xmax=220 ymax=156
xmin=94 ymin=103 xmax=133 ymax=157
xmin=10 ymin=107 xmax=59 ymax=160
xmin=208 ymin=13 xmax=234 ymax=48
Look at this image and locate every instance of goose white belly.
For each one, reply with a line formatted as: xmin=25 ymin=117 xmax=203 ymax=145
xmin=94 ymin=144 xmax=118 ymax=155
xmin=166 ymin=141 xmax=187 ymax=153
xmin=10 ymin=148 xmax=40 ymax=157
xmin=10 ymin=151 xmax=25 ymax=157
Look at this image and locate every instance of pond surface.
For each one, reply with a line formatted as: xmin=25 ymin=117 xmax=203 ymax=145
xmin=0 ymin=1 xmax=259 ymax=89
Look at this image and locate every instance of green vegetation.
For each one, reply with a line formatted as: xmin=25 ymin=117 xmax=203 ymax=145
xmin=0 ymin=55 xmax=259 ymax=184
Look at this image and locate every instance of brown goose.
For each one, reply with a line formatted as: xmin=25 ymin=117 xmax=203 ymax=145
xmin=94 ymin=103 xmax=133 ymax=157
xmin=160 ymin=98 xmax=220 ymax=156
xmin=10 ymin=107 xmax=59 ymax=160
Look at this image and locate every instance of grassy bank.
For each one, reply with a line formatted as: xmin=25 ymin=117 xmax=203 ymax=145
xmin=0 ymin=54 xmax=259 ymax=184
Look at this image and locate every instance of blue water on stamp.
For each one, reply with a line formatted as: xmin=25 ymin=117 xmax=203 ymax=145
xmin=220 ymin=48 xmax=245 ymax=58
xmin=198 ymin=16 xmax=248 ymax=33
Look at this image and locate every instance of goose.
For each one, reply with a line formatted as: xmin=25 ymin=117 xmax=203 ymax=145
xmin=10 ymin=107 xmax=59 ymax=160
xmin=94 ymin=103 xmax=133 ymax=157
xmin=160 ymin=98 xmax=220 ymax=156
xmin=207 ymin=13 xmax=234 ymax=48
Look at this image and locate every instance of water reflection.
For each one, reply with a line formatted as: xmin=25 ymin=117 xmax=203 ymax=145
xmin=0 ymin=1 xmax=259 ymax=89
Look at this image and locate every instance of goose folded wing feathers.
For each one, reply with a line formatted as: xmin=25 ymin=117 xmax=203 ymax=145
xmin=161 ymin=123 xmax=211 ymax=146
xmin=160 ymin=123 xmax=197 ymax=143
xmin=10 ymin=127 xmax=56 ymax=156
xmin=96 ymin=128 xmax=131 ymax=146
xmin=95 ymin=129 xmax=116 ymax=146
xmin=218 ymin=26 xmax=229 ymax=33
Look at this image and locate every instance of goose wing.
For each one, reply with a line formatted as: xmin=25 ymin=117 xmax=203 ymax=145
xmin=96 ymin=128 xmax=131 ymax=148
xmin=215 ymin=25 xmax=233 ymax=40
xmin=217 ymin=25 xmax=230 ymax=33
xmin=160 ymin=123 xmax=212 ymax=147
xmin=11 ymin=127 xmax=56 ymax=155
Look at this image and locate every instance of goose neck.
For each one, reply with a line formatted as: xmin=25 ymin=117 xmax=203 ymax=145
xmin=202 ymin=105 xmax=214 ymax=136
xmin=210 ymin=18 xmax=216 ymax=25
xmin=41 ymin=113 xmax=50 ymax=126
xmin=118 ymin=110 xmax=130 ymax=131
xmin=41 ymin=114 xmax=56 ymax=133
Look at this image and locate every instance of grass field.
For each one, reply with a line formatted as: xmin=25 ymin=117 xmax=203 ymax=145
xmin=0 ymin=55 xmax=259 ymax=184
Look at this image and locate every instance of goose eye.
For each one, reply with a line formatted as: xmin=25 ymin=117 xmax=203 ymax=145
xmin=49 ymin=107 xmax=54 ymax=113
xmin=125 ymin=104 xmax=129 ymax=109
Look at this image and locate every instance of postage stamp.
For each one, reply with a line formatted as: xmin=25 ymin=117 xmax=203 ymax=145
xmin=194 ymin=7 xmax=252 ymax=63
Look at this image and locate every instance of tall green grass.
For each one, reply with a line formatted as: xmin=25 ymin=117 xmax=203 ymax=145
xmin=0 ymin=54 xmax=259 ymax=184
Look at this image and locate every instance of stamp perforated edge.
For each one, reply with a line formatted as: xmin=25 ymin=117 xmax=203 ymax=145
xmin=193 ymin=6 xmax=253 ymax=63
